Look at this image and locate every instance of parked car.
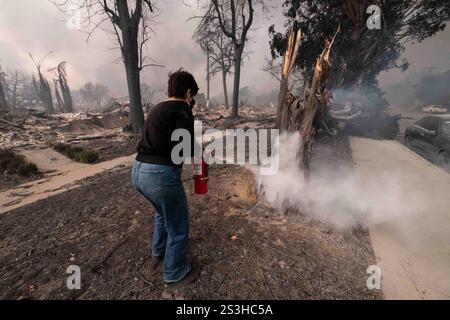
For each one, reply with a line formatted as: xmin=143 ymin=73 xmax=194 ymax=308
xmin=422 ymin=105 xmax=448 ymax=114
xmin=405 ymin=115 xmax=450 ymax=170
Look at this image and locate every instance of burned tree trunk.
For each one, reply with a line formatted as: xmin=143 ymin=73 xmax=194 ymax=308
xmin=57 ymin=62 xmax=73 ymax=113
xmin=222 ymin=68 xmax=229 ymax=109
xmin=30 ymin=54 xmax=54 ymax=114
xmin=116 ymin=1 xmax=145 ymax=133
xmin=53 ymin=79 xmax=64 ymax=113
xmin=31 ymin=57 xmax=54 ymax=114
xmin=231 ymin=45 xmax=244 ymax=118
xmin=0 ymin=78 xmax=8 ymax=110
xmin=277 ymin=29 xmax=301 ymax=130
xmin=277 ymin=28 xmax=339 ymax=179
xmin=122 ymin=26 xmax=145 ymax=133
xmin=33 ymin=73 xmax=54 ymax=114
xmin=10 ymin=74 xmax=18 ymax=111
xmin=206 ymin=49 xmax=210 ymax=108
xmin=211 ymin=0 xmax=254 ymax=119
xmin=51 ymin=62 xmax=73 ymax=113
xmin=51 ymin=0 xmax=156 ymax=131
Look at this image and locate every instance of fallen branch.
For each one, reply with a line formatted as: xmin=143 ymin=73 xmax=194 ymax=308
xmin=0 ymin=118 xmax=23 ymax=128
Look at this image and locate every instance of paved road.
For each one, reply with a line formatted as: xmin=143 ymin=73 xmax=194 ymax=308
xmin=350 ymin=137 xmax=450 ymax=299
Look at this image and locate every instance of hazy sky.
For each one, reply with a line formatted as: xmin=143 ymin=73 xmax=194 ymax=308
xmin=0 ymin=0 xmax=449 ymax=101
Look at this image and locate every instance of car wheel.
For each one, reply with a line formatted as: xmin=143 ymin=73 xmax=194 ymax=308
xmin=437 ymin=151 xmax=450 ymax=170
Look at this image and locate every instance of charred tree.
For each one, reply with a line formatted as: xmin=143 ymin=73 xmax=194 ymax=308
xmin=0 ymin=83 xmax=7 ymax=110
xmin=108 ymin=0 xmax=148 ymax=133
xmin=213 ymin=32 xmax=234 ymax=110
xmin=210 ymin=0 xmax=254 ymax=118
xmin=278 ymin=28 xmax=340 ymax=179
xmin=53 ymin=79 xmax=62 ymax=113
xmin=193 ymin=7 xmax=235 ymax=110
xmin=6 ymin=71 xmax=24 ymax=111
xmin=0 ymin=67 xmax=8 ymax=110
xmin=206 ymin=49 xmax=210 ymax=107
xmin=57 ymin=62 xmax=73 ymax=113
xmin=277 ymin=29 xmax=301 ymax=130
xmin=30 ymin=54 xmax=54 ymax=114
xmin=221 ymin=64 xmax=230 ymax=109
xmin=53 ymin=0 xmax=161 ymax=133
xmin=297 ymin=31 xmax=338 ymax=177
xmin=51 ymin=62 xmax=73 ymax=113
xmin=80 ymin=82 xmax=111 ymax=108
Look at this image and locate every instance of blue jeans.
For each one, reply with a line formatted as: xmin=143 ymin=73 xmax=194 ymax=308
xmin=131 ymin=160 xmax=191 ymax=283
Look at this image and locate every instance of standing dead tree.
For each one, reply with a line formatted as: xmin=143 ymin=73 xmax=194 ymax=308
xmin=141 ymin=82 xmax=164 ymax=112
xmin=210 ymin=33 xmax=234 ymax=110
xmin=50 ymin=62 xmax=73 ymax=113
xmin=80 ymin=82 xmax=111 ymax=109
xmin=0 ymin=64 xmax=9 ymax=110
xmin=52 ymin=0 xmax=160 ymax=132
xmin=0 ymin=80 xmax=7 ymax=111
xmin=278 ymin=28 xmax=340 ymax=178
xmin=6 ymin=70 xmax=27 ymax=111
xmin=204 ymin=0 xmax=254 ymax=118
xmin=277 ymin=29 xmax=301 ymax=130
xmin=53 ymin=78 xmax=64 ymax=113
xmin=0 ymin=67 xmax=37 ymax=111
xmin=194 ymin=37 xmax=212 ymax=107
xmin=30 ymin=54 xmax=54 ymax=114
xmin=193 ymin=6 xmax=235 ymax=109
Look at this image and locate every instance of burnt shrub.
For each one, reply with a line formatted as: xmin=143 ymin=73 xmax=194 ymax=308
xmin=66 ymin=146 xmax=84 ymax=161
xmin=53 ymin=142 xmax=69 ymax=154
xmin=78 ymin=150 xmax=99 ymax=164
xmin=17 ymin=162 xmax=38 ymax=176
xmin=0 ymin=149 xmax=40 ymax=177
xmin=52 ymin=143 xmax=99 ymax=164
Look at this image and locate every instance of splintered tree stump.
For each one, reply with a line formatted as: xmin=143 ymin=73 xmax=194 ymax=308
xmin=277 ymin=27 xmax=340 ymax=179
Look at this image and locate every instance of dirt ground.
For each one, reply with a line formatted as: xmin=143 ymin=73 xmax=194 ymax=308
xmin=0 ymin=131 xmax=382 ymax=299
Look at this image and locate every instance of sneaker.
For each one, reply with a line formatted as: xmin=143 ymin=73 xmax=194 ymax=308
xmin=164 ymin=264 xmax=201 ymax=290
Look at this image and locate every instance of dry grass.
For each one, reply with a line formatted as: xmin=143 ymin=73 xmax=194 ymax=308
xmin=53 ymin=143 xmax=99 ymax=164
xmin=0 ymin=149 xmax=39 ymax=177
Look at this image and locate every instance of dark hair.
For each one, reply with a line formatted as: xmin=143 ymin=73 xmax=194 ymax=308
xmin=167 ymin=68 xmax=199 ymax=98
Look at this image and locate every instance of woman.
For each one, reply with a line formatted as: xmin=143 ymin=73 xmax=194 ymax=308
xmin=132 ymin=69 xmax=200 ymax=288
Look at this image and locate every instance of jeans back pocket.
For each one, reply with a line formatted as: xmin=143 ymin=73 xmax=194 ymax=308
xmin=138 ymin=169 xmax=164 ymax=200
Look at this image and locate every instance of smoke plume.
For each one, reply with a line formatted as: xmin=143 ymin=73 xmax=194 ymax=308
xmin=252 ymin=133 xmax=429 ymax=230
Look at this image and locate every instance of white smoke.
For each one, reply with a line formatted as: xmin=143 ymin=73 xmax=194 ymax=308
xmin=251 ymin=133 xmax=429 ymax=230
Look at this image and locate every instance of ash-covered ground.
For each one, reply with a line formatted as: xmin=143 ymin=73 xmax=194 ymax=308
xmin=0 ymin=106 xmax=381 ymax=299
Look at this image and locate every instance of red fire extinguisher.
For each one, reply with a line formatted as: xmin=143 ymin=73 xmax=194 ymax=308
xmin=194 ymin=157 xmax=208 ymax=195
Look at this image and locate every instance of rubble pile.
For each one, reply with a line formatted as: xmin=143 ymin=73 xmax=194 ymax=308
xmin=193 ymin=105 xmax=277 ymax=129
xmin=0 ymin=104 xmax=277 ymax=151
xmin=0 ymin=108 xmax=130 ymax=149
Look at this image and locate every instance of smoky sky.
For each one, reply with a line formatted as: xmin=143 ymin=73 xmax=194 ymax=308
xmin=0 ymin=0 xmax=449 ymax=104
